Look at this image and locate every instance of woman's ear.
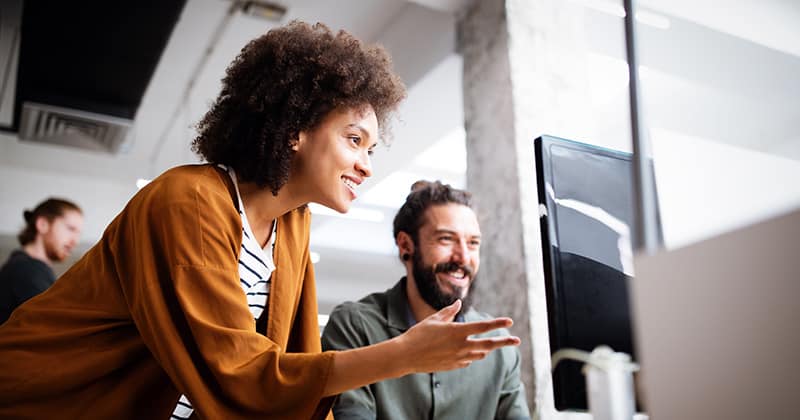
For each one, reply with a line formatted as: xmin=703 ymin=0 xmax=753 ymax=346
xmin=292 ymin=131 xmax=307 ymax=152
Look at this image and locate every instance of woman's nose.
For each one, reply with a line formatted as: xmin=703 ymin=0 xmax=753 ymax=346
xmin=355 ymin=151 xmax=373 ymax=178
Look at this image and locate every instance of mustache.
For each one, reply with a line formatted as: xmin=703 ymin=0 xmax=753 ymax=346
xmin=432 ymin=261 xmax=475 ymax=278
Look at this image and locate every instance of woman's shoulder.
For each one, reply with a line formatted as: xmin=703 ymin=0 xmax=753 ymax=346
xmin=114 ymin=164 xmax=242 ymax=256
xmin=157 ymin=164 xmax=226 ymax=187
xmin=124 ymin=164 xmax=237 ymax=223
xmin=146 ymin=164 xmax=232 ymax=201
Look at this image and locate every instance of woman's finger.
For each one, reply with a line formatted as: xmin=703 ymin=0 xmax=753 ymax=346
xmin=467 ymin=335 xmax=521 ymax=351
xmin=460 ymin=317 xmax=513 ymax=335
xmin=427 ymin=299 xmax=462 ymax=322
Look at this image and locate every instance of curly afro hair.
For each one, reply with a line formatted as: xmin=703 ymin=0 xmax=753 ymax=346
xmin=192 ymin=21 xmax=407 ymax=195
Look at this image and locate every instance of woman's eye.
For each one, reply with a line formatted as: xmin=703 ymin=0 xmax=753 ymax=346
xmin=350 ymin=136 xmax=361 ymax=146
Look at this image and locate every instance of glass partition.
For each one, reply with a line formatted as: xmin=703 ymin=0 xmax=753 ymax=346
xmin=631 ymin=0 xmax=800 ymax=249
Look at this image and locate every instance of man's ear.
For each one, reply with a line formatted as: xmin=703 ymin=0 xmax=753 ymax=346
xmin=396 ymin=231 xmax=415 ymax=259
xmin=35 ymin=216 xmax=51 ymax=235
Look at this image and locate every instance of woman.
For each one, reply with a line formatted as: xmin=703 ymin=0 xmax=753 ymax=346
xmin=0 ymin=22 xmax=519 ymax=419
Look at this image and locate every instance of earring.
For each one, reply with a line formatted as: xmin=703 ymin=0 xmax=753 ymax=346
xmin=402 ymin=253 xmax=410 ymax=261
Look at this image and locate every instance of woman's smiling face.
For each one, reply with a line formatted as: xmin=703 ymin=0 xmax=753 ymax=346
xmin=290 ymin=105 xmax=378 ymax=213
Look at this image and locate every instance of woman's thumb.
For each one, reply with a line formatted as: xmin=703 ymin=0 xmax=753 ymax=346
xmin=431 ymin=299 xmax=461 ymax=322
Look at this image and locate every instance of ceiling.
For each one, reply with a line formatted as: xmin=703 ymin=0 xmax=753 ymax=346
xmin=0 ymin=0 xmax=466 ymax=311
xmin=0 ymin=0 xmax=798 ymax=311
xmin=12 ymin=1 xmax=187 ymax=124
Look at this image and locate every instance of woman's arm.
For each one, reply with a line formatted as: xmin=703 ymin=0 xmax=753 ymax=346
xmin=323 ymin=299 xmax=520 ymax=396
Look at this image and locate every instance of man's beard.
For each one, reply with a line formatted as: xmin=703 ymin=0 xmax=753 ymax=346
xmin=411 ymin=251 xmax=476 ymax=314
xmin=43 ymin=236 xmax=68 ymax=263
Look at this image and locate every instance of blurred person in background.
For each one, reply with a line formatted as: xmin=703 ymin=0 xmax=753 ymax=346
xmin=0 ymin=198 xmax=83 ymax=325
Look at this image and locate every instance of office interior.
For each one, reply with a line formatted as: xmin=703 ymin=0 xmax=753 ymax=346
xmin=0 ymin=0 xmax=798 ymax=419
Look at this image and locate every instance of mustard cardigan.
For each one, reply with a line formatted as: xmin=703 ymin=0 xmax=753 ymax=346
xmin=0 ymin=165 xmax=335 ymax=419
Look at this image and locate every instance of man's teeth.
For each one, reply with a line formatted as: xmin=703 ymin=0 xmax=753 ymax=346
xmin=342 ymin=178 xmax=356 ymax=189
xmin=448 ymin=270 xmax=465 ymax=279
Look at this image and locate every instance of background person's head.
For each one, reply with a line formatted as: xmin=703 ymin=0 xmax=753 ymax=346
xmin=393 ymin=181 xmax=481 ymax=313
xmin=192 ymin=20 xmax=406 ymax=208
xmin=17 ymin=198 xmax=84 ymax=264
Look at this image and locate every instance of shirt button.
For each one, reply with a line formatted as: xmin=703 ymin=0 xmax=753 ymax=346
xmin=434 ymin=381 xmax=441 ymax=388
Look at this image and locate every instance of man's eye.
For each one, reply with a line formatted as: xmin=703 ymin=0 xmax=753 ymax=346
xmin=350 ymin=136 xmax=361 ymax=146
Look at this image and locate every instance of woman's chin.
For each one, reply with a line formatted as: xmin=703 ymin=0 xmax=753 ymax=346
xmin=315 ymin=200 xmax=350 ymax=214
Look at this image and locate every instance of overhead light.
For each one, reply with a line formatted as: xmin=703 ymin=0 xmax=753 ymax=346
xmin=576 ymin=0 xmax=625 ymax=17
xmin=240 ymin=1 xmax=287 ymax=22
xmin=308 ymin=203 xmax=385 ymax=223
xmin=635 ymin=10 xmax=671 ymax=30
xmin=573 ymin=0 xmax=671 ymax=29
xmin=136 ymin=178 xmax=151 ymax=189
xmin=310 ymin=251 xmax=321 ymax=264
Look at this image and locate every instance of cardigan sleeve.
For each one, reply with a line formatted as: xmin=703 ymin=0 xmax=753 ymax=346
xmin=115 ymin=170 xmax=335 ymax=419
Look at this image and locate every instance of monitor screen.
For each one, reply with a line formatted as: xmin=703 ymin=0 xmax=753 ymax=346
xmin=534 ymin=135 xmax=660 ymax=411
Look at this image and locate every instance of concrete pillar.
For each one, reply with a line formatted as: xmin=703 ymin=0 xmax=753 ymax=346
xmin=458 ymin=0 xmax=591 ymax=416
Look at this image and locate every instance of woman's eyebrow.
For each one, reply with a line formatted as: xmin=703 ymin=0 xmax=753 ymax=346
xmin=347 ymin=123 xmax=378 ymax=148
xmin=346 ymin=123 xmax=371 ymax=137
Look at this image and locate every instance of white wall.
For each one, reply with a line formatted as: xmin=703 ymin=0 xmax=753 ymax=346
xmin=0 ymin=159 xmax=136 ymax=243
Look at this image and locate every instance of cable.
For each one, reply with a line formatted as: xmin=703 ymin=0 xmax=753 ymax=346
xmin=552 ymin=346 xmax=640 ymax=373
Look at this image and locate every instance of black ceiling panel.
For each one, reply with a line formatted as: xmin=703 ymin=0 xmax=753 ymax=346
xmin=14 ymin=0 xmax=187 ymax=127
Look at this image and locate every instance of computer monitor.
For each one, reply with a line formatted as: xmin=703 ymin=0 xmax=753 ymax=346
xmin=534 ymin=135 xmax=661 ymax=411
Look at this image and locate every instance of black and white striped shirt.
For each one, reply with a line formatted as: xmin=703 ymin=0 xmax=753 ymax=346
xmin=171 ymin=166 xmax=276 ymax=419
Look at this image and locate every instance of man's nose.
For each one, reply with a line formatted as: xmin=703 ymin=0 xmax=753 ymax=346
xmin=451 ymin=240 xmax=468 ymax=262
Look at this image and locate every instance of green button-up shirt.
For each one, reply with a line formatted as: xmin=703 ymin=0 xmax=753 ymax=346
xmin=322 ymin=278 xmax=531 ymax=420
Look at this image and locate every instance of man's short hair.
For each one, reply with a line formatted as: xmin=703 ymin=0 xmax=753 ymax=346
xmin=392 ymin=180 xmax=472 ymax=245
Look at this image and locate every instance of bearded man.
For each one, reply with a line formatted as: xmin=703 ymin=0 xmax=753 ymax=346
xmin=322 ymin=181 xmax=530 ymax=420
xmin=0 ymin=198 xmax=83 ymax=324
